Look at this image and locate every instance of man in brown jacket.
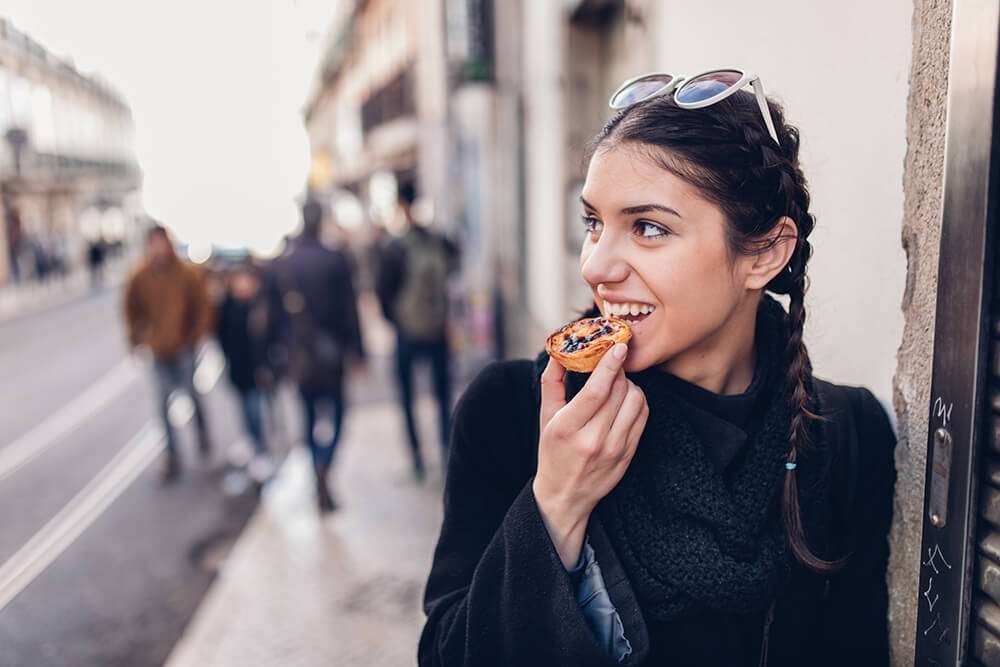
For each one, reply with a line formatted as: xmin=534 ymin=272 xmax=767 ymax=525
xmin=124 ymin=225 xmax=214 ymax=481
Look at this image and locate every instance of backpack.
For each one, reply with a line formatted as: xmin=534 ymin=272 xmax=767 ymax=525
xmin=394 ymin=229 xmax=450 ymax=340
xmin=277 ymin=270 xmax=343 ymax=393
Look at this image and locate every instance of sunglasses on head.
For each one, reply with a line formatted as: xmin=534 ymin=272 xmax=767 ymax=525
xmin=608 ymin=68 xmax=780 ymax=146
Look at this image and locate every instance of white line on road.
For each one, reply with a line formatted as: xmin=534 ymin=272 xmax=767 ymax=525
xmin=0 ymin=343 xmax=227 ymax=483
xmin=0 ymin=422 xmax=164 ymax=611
xmin=0 ymin=343 xmax=230 ymax=610
xmin=0 ymin=357 xmax=140 ymax=482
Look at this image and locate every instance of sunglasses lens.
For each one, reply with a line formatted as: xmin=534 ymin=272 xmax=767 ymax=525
xmin=675 ymin=70 xmax=743 ymax=104
xmin=610 ymin=74 xmax=673 ymax=109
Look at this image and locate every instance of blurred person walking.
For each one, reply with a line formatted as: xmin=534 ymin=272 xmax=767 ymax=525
xmin=124 ymin=225 xmax=215 ymax=482
xmin=274 ymin=199 xmax=365 ymax=512
xmin=87 ymin=238 xmax=107 ymax=288
xmin=376 ymin=182 xmax=459 ymax=480
xmin=216 ymin=259 xmax=279 ymax=478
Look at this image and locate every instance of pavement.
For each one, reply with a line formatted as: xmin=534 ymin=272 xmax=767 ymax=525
xmin=164 ymin=291 xmax=455 ymax=667
xmin=0 ymin=260 xmax=127 ymax=324
xmin=166 ymin=396 xmax=446 ymax=667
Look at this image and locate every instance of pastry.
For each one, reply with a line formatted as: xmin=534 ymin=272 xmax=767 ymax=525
xmin=546 ymin=316 xmax=632 ymax=372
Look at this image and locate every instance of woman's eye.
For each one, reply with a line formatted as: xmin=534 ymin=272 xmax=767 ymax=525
xmin=635 ymin=220 xmax=668 ymax=238
xmin=581 ymin=216 xmax=603 ymax=238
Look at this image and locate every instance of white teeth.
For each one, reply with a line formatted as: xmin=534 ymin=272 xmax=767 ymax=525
xmin=603 ymin=301 xmax=655 ymax=317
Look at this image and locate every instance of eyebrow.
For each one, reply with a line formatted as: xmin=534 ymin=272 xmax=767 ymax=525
xmin=580 ymin=196 xmax=681 ymax=218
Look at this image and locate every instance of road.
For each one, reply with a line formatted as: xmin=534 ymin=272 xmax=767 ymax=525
xmin=0 ymin=288 xmax=293 ymax=667
xmin=0 ymin=282 xmax=476 ymax=666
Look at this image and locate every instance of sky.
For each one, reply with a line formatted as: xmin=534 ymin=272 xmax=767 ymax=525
xmin=3 ymin=0 xmax=340 ymax=256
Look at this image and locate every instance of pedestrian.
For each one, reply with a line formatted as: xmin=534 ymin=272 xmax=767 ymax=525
xmin=124 ymin=225 xmax=215 ymax=483
xmin=375 ymin=182 xmax=459 ymax=480
xmin=274 ymin=199 xmax=365 ymax=512
xmin=216 ymin=259 xmax=277 ymax=477
xmin=420 ymin=71 xmax=896 ymax=666
xmin=87 ymin=238 xmax=106 ymax=288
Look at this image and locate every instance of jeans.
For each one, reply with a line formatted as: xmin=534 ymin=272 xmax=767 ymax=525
xmin=395 ymin=334 xmax=452 ymax=471
xmin=153 ymin=349 xmax=209 ymax=457
xmin=237 ymin=388 xmax=267 ymax=454
xmin=300 ymin=388 xmax=345 ymax=469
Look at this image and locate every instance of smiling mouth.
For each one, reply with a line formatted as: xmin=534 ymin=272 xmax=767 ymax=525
xmin=603 ymin=300 xmax=656 ymax=325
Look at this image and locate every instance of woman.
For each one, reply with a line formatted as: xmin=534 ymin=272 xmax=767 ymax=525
xmin=419 ymin=71 xmax=897 ymax=666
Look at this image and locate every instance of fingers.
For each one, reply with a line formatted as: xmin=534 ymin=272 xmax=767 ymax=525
xmin=587 ymin=370 xmax=628 ymax=434
xmin=539 ymin=356 xmax=567 ymax=428
xmin=561 ymin=343 xmax=628 ymax=429
xmin=624 ymin=398 xmax=649 ymax=454
xmin=606 ymin=381 xmax=647 ymax=452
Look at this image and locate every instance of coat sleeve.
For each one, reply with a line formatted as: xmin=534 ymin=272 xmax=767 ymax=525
xmin=123 ymin=271 xmax=144 ymax=348
xmin=374 ymin=240 xmax=405 ymax=325
xmin=418 ymin=362 xmax=621 ymax=667
xmin=816 ymin=387 xmax=896 ymax=665
xmin=185 ymin=265 xmax=215 ymax=346
xmin=333 ymin=253 xmax=365 ymax=361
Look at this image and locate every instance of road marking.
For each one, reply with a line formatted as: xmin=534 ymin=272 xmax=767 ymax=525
xmin=0 ymin=422 xmax=164 ymax=611
xmin=0 ymin=343 xmax=227 ymax=483
xmin=0 ymin=358 xmax=139 ymax=482
xmin=0 ymin=343 xmax=230 ymax=609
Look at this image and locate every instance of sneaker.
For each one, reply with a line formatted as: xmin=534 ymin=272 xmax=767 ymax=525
xmin=248 ymin=454 xmax=274 ymax=483
xmin=318 ymin=489 xmax=337 ymax=513
xmin=197 ymin=432 xmax=213 ymax=460
xmin=161 ymin=455 xmax=181 ymax=484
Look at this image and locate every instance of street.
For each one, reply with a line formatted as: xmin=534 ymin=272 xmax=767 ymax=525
xmin=0 ymin=287 xmax=275 ymax=666
xmin=0 ymin=284 xmax=460 ymax=666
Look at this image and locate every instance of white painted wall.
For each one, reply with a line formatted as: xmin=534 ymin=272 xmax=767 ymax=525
xmin=522 ymin=1 xmax=567 ymax=331
xmin=646 ymin=0 xmax=913 ymax=407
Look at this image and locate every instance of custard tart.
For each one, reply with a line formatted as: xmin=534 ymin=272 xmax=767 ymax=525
xmin=546 ymin=316 xmax=632 ymax=373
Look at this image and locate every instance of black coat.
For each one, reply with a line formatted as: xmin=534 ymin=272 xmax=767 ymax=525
xmin=419 ymin=360 xmax=897 ymax=666
xmin=272 ymin=236 xmax=365 ymax=361
xmin=216 ymin=293 xmax=272 ymax=391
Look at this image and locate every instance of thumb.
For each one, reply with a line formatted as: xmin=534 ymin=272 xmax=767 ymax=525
xmin=539 ymin=356 xmax=567 ymax=428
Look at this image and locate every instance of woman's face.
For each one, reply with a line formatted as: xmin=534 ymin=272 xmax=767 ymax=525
xmin=579 ymin=145 xmax=756 ymax=374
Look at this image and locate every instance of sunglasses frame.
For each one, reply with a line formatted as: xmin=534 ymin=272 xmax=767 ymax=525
xmin=608 ymin=68 xmax=781 ymax=146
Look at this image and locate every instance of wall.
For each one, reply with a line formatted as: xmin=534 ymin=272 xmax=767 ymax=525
xmin=892 ymin=0 xmax=953 ymax=663
xmin=648 ymin=0 xmax=913 ymax=410
xmin=521 ymin=0 xmax=567 ymax=332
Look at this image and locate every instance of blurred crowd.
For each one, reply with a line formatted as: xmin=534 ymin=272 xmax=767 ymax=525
xmin=121 ymin=182 xmax=459 ymax=511
xmin=4 ymin=206 xmax=126 ymax=289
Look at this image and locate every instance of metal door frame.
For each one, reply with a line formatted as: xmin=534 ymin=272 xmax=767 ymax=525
xmin=915 ymin=0 xmax=1000 ymax=664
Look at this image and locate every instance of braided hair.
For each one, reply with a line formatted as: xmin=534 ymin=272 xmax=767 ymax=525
xmin=587 ymin=90 xmax=843 ymax=573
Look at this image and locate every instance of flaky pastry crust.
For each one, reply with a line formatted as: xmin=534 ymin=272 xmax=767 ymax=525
xmin=546 ymin=316 xmax=632 ymax=373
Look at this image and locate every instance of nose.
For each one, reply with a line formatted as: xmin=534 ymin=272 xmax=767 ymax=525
xmin=580 ymin=233 xmax=629 ymax=287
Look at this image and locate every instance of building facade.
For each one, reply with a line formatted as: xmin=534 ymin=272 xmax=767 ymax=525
xmin=305 ymin=0 xmax=500 ymax=359
xmin=0 ymin=18 xmax=141 ymax=286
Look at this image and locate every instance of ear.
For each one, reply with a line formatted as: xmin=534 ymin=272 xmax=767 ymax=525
xmin=744 ymin=216 xmax=798 ymax=290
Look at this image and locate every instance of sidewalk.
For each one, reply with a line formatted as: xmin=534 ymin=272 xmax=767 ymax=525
xmin=0 ymin=261 xmax=127 ymax=323
xmin=166 ymin=393 xmax=447 ymax=667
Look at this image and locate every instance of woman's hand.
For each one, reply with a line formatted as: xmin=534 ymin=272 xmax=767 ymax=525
xmin=533 ymin=343 xmax=649 ymax=568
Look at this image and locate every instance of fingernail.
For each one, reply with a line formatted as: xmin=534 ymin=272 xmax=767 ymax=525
xmin=612 ymin=343 xmax=627 ymax=360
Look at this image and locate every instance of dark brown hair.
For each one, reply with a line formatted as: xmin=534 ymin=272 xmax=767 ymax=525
xmin=588 ymin=90 xmax=843 ymax=573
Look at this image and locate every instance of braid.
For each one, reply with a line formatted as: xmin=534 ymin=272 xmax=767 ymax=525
xmin=779 ymin=185 xmax=846 ymax=573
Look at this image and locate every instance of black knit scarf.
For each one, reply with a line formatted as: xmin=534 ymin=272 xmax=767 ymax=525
xmin=544 ymin=295 xmax=826 ymax=622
